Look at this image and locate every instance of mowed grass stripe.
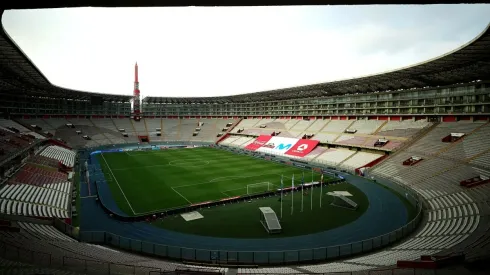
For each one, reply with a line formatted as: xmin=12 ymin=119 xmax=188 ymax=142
xmin=97 ymin=147 xmax=332 ymax=215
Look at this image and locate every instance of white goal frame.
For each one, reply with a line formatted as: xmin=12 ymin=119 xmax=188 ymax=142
xmin=247 ymin=182 xmax=273 ymax=195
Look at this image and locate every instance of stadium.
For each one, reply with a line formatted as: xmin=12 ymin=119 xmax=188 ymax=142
xmin=0 ymin=4 xmax=490 ymax=275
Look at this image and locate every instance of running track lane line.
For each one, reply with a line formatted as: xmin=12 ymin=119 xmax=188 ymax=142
xmin=100 ymin=153 xmax=137 ymax=215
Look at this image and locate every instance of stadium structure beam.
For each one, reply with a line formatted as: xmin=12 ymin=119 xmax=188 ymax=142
xmin=1 ymin=0 xmax=488 ymax=9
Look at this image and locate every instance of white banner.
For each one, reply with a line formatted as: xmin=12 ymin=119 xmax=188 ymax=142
xmin=256 ymin=136 xmax=299 ymax=154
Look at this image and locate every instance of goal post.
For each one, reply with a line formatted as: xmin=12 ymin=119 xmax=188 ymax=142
xmin=247 ymin=182 xmax=273 ymax=195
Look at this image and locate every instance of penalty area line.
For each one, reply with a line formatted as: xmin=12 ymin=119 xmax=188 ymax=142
xmin=100 ymin=153 xmax=137 ymax=215
xmin=171 ymin=187 xmax=192 ymax=204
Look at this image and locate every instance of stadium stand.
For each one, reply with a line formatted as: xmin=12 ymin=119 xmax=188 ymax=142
xmin=377 ymin=119 xmax=432 ymax=137
xmin=236 ymin=123 xmax=488 ymax=273
xmin=40 ymin=145 xmax=76 ymax=167
xmin=0 ymin=163 xmax=71 ymax=218
xmin=161 ymin=119 xmax=180 ymax=141
xmin=0 ymin=220 xmax=227 ymax=275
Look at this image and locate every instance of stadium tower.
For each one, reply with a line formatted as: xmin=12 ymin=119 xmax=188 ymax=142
xmin=132 ymin=62 xmax=141 ymax=121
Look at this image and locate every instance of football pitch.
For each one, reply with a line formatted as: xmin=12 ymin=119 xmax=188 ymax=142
xmin=96 ymin=147 xmax=335 ymax=215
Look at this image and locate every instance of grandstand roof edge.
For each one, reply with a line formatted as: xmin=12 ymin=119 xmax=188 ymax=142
xmin=0 ymin=0 xmax=481 ymax=9
xmin=0 ymin=10 xmax=134 ymax=101
xmin=1 ymin=10 xmax=489 ymax=103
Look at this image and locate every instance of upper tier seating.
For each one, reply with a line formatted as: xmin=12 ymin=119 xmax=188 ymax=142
xmin=44 ymin=118 xmax=70 ymax=130
xmin=0 ymin=125 xmax=39 ymax=163
xmin=161 ymin=119 xmax=180 ymax=140
xmin=309 ymin=148 xmax=355 ymax=166
xmin=154 ymin=118 xmax=238 ymax=142
xmin=239 ymin=123 xmax=489 ymax=274
xmin=0 ymin=119 xmax=46 ymax=141
xmin=190 ymin=119 xmax=237 ymax=142
xmin=340 ymin=151 xmax=384 ymax=171
xmin=407 ymin=121 xmax=485 ymax=156
xmin=180 ymin=118 xmax=199 ymax=139
xmin=146 ymin=118 xmax=162 ymax=139
xmin=438 ymin=122 xmax=490 ymax=160
xmin=322 ymin=119 xmax=353 ymax=133
xmin=231 ymin=118 xmax=431 ymax=151
xmin=0 ymin=119 xmax=31 ymax=133
xmin=132 ymin=119 xmax=147 ymax=135
xmin=348 ymin=119 xmax=385 ymax=134
xmin=377 ymin=119 xmax=431 ymax=137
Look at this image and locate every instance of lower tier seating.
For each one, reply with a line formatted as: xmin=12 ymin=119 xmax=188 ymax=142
xmin=0 ymin=221 xmax=227 ymax=274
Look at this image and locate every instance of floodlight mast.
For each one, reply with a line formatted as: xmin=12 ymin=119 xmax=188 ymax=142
xmin=132 ymin=62 xmax=141 ymax=121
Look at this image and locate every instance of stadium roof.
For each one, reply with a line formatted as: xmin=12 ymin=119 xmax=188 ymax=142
xmin=0 ymin=11 xmax=133 ymax=102
xmin=0 ymin=7 xmax=489 ymax=103
xmin=0 ymin=0 xmax=482 ymax=9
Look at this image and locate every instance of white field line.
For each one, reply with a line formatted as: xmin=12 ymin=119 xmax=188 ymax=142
xmin=101 ymin=153 xmax=136 ymax=215
xmin=221 ymin=186 xmax=248 ymax=193
xmin=131 ymin=174 xmax=295 ymax=215
xmin=171 ymin=186 xmax=192 ymax=204
xmin=126 ymin=150 xmax=228 ymax=157
xmin=110 ymin=155 xmax=242 ymax=171
xmin=109 ymin=149 xmax=309 ymax=214
xmin=173 ymin=171 xmax=290 ymax=190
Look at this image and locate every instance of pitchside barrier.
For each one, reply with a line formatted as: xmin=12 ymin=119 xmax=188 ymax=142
xmin=43 ymin=142 xmax=425 ymax=267
xmin=58 ymin=201 xmax=422 ymax=266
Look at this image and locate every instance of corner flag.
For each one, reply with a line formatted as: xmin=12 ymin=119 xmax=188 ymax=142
xmin=280 ymin=175 xmax=284 ymax=218
xmin=311 ymin=169 xmax=314 ymax=210
xmin=301 ymin=172 xmax=304 ymax=212
xmin=291 ymin=174 xmax=295 ymax=215
xmin=320 ymin=173 xmax=324 ymax=208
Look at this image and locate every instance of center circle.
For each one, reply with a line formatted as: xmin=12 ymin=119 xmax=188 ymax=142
xmin=168 ymin=159 xmax=210 ymax=167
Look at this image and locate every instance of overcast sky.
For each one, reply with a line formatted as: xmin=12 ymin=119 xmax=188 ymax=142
xmin=2 ymin=5 xmax=490 ymax=98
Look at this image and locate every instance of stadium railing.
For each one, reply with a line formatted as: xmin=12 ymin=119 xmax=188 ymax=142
xmin=234 ymin=269 xmax=442 ymax=275
xmin=72 ymin=203 xmax=421 ymax=266
xmin=0 ymin=238 xmax=163 ymax=275
xmin=70 ymin=142 xmax=424 ymax=265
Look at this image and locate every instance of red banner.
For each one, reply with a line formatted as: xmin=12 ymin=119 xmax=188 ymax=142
xmin=244 ymin=135 xmax=272 ymax=151
xmin=285 ymin=139 xmax=319 ymax=157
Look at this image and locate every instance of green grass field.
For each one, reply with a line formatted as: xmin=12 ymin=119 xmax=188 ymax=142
xmin=94 ymin=147 xmax=420 ymax=239
xmin=97 ymin=147 xmax=337 ymax=215
xmin=152 ymin=181 xmax=369 ymax=238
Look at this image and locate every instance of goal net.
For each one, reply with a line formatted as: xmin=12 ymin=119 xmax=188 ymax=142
xmin=247 ymin=182 xmax=273 ymax=195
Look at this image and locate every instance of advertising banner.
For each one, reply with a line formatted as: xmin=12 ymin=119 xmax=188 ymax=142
xmin=245 ymin=135 xmax=320 ymax=158
xmin=244 ymin=135 xmax=273 ymax=151
xmin=284 ymin=139 xmax=320 ymax=157
xmin=256 ymin=136 xmax=298 ymax=154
